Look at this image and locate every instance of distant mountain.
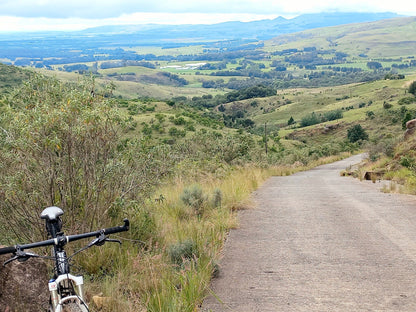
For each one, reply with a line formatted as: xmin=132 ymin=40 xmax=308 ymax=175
xmin=81 ymin=12 xmax=402 ymax=42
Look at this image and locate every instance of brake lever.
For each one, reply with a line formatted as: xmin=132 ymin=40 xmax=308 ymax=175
xmin=105 ymin=238 xmax=122 ymax=245
xmin=3 ymin=248 xmax=39 ymax=266
xmin=88 ymin=231 xmax=121 ymax=247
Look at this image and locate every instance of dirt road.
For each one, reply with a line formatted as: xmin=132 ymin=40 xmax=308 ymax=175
xmin=202 ymin=154 xmax=416 ymax=311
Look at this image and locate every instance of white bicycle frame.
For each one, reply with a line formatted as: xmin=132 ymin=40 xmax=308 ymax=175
xmin=48 ymin=273 xmax=89 ymax=312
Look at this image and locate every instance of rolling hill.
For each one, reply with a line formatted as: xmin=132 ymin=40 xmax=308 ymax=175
xmin=265 ymin=16 xmax=416 ymax=57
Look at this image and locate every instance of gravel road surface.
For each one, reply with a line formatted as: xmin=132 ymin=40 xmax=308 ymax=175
xmin=202 ymin=154 xmax=416 ymax=311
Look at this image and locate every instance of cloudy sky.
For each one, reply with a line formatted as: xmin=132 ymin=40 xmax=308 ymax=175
xmin=0 ymin=0 xmax=415 ymax=32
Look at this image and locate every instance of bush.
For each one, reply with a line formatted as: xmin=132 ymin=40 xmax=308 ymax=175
xmin=398 ymin=97 xmax=416 ymax=105
xmin=347 ymin=124 xmax=369 ymax=143
xmin=180 ymin=185 xmax=208 ymax=215
xmin=409 ymin=81 xmax=416 ymax=96
xmin=323 ymin=109 xmax=343 ymax=121
xmin=383 ymin=101 xmax=393 ymax=109
xmin=168 ymin=239 xmax=198 ymax=266
xmin=400 ymin=155 xmax=415 ymax=169
xmin=402 ymin=112 xmax=413 ymax=130
xmin=212 ymin=188 xmax=223 ymax=208
xmin=300 ymin=112 xmax=321 ymax=127
xmin=0 ymin=75 xmax=174 ymax=242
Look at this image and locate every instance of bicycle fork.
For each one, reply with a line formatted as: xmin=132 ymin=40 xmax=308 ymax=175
xmin=48 ymin=274 xmax=87 ymax=311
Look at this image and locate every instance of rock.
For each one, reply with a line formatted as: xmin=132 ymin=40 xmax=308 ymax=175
xmin=406 ymin=118 xmax=416 ymax=129
xmin=404 ymin=127 xmax=416 ymax=140
xmin=92 ymin=295 xmax=112 ymax=310
xmin=0 ymin=247 xmax=49 ymax=312
xmin=363 ymin=170 xmax=385 ymax=182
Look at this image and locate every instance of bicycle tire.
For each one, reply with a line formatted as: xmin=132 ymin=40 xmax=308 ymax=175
xmin=56 ymin=297 xmax=88 ymax=312
xmin=61 ymin=302 xmax=84 ymax=312
xmin=61 ymin=300 xmax=88 ymax=312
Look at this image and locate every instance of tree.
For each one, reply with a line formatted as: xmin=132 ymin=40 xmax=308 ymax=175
xmin=287 ymin=116 xmax=295 ymax=126
xmin=347 ymin=124 xmax=369 ymax=143
xmin=409 ymin=81 xmax=416 ymax=96
xmin=367 ymin=61 xmax=382 ymax=70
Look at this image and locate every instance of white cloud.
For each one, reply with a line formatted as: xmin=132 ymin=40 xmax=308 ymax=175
xmin=0 ymin=0 xmax=414 ymax=32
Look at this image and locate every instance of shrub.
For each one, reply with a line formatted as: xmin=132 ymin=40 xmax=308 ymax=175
xmin=383 ymin=101 xmax=393 ymax=109
xmin=400 ymin=155 xmax=415 ymax=169
xmin=212 ymin=188 xmax=223 ymax=208
xmin=180 ymin=185 xmax=208 ymax=215
xmin=300 ymin=112 xmax=321 ymax=127
xmin=0 ymin=75 xmax=173 ymax=241
xmin=347 ymin=124 xmax=369 ymax=143
xmin=402 ymin=112 xmax=413 ymax=130
xmin=168 ymin=239 xmax=198 ymax=266
xmin=409 ymin=81 xmax=416 ymax=96
xmin=323 ymin=109 xmax=343 ymax=121
xmin=398 ymin=97 xmax=416 ymax=105
xmin=366 ymin=111 xmax=375 ymax=119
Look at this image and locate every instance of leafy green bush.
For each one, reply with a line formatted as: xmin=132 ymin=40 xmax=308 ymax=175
xmin=347 ymin=124 xmax=369 ymax=143
xmin=300 ymin=110 xmax=342 ymax=127
xmin=300 ymin=112 xmax=321 ymax=127
xmin=323 ymin=109 xmax=343 ymax=121
xmin=400 ymin=155 xmax=415 ymax=169
xmin=402 ymin=112 xmax=414 ymax=129
xmin=398 ymin=96 xmax=416 ymax=105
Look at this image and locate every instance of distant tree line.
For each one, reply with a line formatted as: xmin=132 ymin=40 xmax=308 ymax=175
xmin=171 ymin=84 xmax=276 ymax=109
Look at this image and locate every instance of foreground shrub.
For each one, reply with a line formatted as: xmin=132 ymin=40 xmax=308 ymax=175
xmin=180 ymin=184 xmax=208 ymax=215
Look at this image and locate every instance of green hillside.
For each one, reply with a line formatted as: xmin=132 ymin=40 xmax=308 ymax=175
xmin=265 ymin=16 xmax=416 ymax=58
xmin=0 ymin=63 xmax=31 ymax=93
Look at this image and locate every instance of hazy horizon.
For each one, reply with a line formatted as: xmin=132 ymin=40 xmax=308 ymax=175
xmin=0 ymin=0 xmax=414 ymax=32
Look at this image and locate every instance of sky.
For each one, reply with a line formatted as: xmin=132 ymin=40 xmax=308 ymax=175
xmin=0 ymin=0 xmax=415 ymax=32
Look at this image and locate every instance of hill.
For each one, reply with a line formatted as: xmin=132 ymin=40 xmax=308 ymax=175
xmin=0 ymin=63 xmax=31 ymax=93
xmin=266 ymin=16 xmax=416 ymax=57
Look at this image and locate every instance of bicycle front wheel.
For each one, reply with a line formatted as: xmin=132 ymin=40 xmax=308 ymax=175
xmin=56 ymin=296 xmax=88 ymax=312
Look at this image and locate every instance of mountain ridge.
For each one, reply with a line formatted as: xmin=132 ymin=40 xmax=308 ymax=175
xmin=78 ymin=12 xmax=402 ymax=41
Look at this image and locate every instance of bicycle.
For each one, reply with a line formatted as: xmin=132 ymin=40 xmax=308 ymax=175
xmin=0 ymin=206 xmax=130 ymax=312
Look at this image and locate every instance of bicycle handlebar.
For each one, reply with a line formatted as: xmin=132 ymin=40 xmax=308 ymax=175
xmin=0 ymin=246 xmax=18 ymax=255
xmin=0 ymin=219 xmax=129 ymax=256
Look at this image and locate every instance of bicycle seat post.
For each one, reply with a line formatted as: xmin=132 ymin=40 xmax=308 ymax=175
xmin=40 ymin=206 xmax=64 ymax=238
xmin=40 ymin=206 xmax=69 ymax=275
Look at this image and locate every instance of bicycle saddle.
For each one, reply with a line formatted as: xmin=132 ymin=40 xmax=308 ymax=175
xmin=40 ymin=206 xmax=64 ymax=221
